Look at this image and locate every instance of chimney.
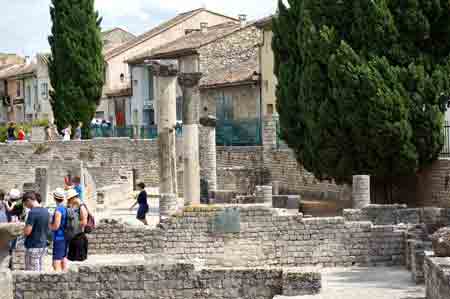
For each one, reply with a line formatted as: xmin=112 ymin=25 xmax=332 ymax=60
xmin=238 ymin=14 xmax=247 ymax=27
xmin=200 ymin=22 xmax=208 ymax=33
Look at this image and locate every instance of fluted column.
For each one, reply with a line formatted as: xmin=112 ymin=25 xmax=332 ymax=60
xmin=152 ymin=64 xmax=178 ymax=196
xmin=179 ymin=72 xmax=202 ymax=205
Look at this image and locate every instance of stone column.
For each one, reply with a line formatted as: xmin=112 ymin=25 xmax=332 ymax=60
xmin=153 ymin=65 xmax=178 ymax=195
xmin=200 ymin=116 xmax=217 ymax=197
xmin=179 ymin=73 xmax=202 ymax=205
xmin=352 ymin=175 xmax=370 ymax=209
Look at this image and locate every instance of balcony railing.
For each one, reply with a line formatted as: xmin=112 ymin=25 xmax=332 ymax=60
xmin=216 ymin=118 xmax=262 ymax=146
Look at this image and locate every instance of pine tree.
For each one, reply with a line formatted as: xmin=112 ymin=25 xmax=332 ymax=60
xmin=273 ymin=0 xmax=450 ymax=185
xmin=48 ymin=0 xmax=104 ymax=137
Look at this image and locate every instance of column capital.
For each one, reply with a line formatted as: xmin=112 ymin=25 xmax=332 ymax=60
xmin=151 ymin=64 xmax=178 ymax=77
xmin=178 ymin=72 xmax=202 ymax=88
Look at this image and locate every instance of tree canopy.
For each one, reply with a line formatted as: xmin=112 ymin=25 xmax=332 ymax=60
xmin=272 ymin=0 xmax=450 ymax=183
xmin=48 ymin=0 xmax=104 ymax=137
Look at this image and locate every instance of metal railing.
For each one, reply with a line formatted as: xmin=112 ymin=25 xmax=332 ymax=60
xmin=90 ymin=125 xmax=183 ymax=140
xmin=216 ymin=118 xmax=262 ymax=146
xmin=441 ymin=121 xmax=450 ymax=157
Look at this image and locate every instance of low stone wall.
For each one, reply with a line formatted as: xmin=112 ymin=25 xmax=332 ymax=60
xmin=343 ymin=205 xmax=450 ymax=226
xmin=408 ymin=239 xmax=432 ymax=283
xmin=81 ymin=206 xmax=407 ymax=268
xmin=424 ymin=256 xmax=450 ymax=299
xmin=11 ymin=261 xmax=321 ymax=299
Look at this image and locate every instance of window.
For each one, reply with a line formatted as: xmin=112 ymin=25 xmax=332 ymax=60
xmin=176 ymin=96 xmax=183 ymax=122
xmin=26 ymin=86 xmax=31 ymax=107
xmin=16 ymin=81 xmax=21 ymax=97
xmin=120 ymin=73 xmax=125 ymax=82
xmin=148 ymin=73 xmax=154 ymax=101
xmin=143 ymin=109 xmax=155 ymax=126
xmin=41 ymin=83 xmax=49 ymax=99
xmin=267 ymin=104 xmax=274 ymax=115
xmin=133 ymin=80 xmax=138 ymax=86
xmin=216 ymin=92 xmax=233 ymax=121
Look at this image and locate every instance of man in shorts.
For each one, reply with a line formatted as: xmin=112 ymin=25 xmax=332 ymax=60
xmin=23 ymin=192 xmax=49 ymax=271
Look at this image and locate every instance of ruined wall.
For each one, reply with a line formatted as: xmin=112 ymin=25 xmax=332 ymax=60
xmin=0 ymin=136 xmax=346 ymax=200
xmin=424 ymin=256 xmax=450 ymax=299
xmin=0 ymin=139 xmax=159 ymax=192
xmin=12 ymin=261 xmax=320 ymax=299
xmin=85 ymin=206 xmax=405 ymax=268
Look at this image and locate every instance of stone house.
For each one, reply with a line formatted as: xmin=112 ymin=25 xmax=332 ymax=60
xmin=255 ymin=16 xmax=277 ymax=117
xmin=0 ymin=55 xmax=53 ymax=124
xmin=97 ymin=8 xmax=236 ymax=127
xmin=129 ymin=17 xmax=264 ymax=145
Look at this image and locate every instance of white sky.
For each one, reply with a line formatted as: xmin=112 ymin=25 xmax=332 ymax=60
xmin=0 ymin=0 xmax=277 ymax=56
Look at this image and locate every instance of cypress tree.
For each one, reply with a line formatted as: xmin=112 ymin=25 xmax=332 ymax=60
xmin=48 ymin=0 xmax=104 ymax=137
xmin=272 ymin=0 xmax=450 ymax=187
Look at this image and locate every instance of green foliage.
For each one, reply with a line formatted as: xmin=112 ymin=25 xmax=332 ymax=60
xmin=48 ymin=0 xmax=104 ymax=138
xmin=272 ymin=0 xmax=450 ymax=183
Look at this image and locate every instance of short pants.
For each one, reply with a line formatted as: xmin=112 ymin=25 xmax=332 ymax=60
xmin=25 ymin=248 xmax=47 ymax=271
xmin=52 ymin=240 xmax=67 ymax=261
xmin=136 ymin=205 xmax=149 ymax=220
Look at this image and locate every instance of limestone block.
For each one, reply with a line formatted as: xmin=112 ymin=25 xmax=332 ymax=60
xmin=431 ymin=227 xmax=450 ymax=257
xmin=272 ymin=195 xmax=288 ymax=209
xmin=282 ymin=271 xmax=321 ymax=296
xmin=0 ymin=223 xmax=24 ymax=242
xmin=352 ymin=175 xmax=370 ymax=209
xmin=0 ymin=271 xmax=12 ymax=299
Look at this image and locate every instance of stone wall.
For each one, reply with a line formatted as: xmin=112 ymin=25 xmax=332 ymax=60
xmin=424 ymin=256 xmax=450 ymax=299
xmin=0 ymin=139 xmax=159 ymax=192
xmin=0 ymin=137 xmax=346 ymax=202
xmin=83 ymin=206 xmax=405 ymax=268
xmin=198 ymin=25 xmax=262 ymax=81
xmin=343 ymin=205 xmax=450 ymax=226
xmin=11 ymin=261 xmax=320 ymax=299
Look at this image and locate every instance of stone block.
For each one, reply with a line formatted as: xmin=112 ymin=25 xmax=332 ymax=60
xmin=0 ymin=271 xmax=12 ymax=299
xmin=431 ymin=227 xmax=450 ymax=257
xmin=282 ymin=271 xmax=321 ymax=296
xmin=286 ymin=195 xmax=301 ymax=210
xmin=272 ymin=195 xmax=288 ymax=209
xmin=213 ymin=190 xmax=235 ymax=204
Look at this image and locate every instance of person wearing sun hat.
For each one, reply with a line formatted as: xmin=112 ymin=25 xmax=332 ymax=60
xmin=49 ymin=188 xmax=68 ymax=271
xmin=65 ymin=189 xmax=88 ymax=261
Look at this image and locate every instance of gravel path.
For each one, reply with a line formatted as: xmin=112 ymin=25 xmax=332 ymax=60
xmin=276 ymin=267 xmax=425 ymax=299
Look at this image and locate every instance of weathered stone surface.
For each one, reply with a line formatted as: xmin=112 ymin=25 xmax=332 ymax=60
xmin=282 ymin=271 xmax=321 ymax=296
xmin=0 ymin=223 xmax=24 ymax=242
xmin=424 ymin=256 xmax=450 ymax=299
xmin=431 ymin=227 xmax=450 ymax=257
xmin=12 ymin=260 xmax=320 ymax=299
xmin=0 ymin=271 xmax=12 ymax=299
xmin=352 ymin=175 xmax=370 ymax=209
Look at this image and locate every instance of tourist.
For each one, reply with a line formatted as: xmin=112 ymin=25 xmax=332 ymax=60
xmin=52 ymin=125 xmax=61 ymax=140
xmin=66 ymin=189 xmax=88 ymax=262
xmin=130 ymin=182 xmax=149 ymax=226
xmin=17 ymin=127 xmax=26 ymax=141
xmin=7 ymin=122 xmax=16 ymax=142
xmin=62 ymin=125 xmax=71 ymax=141
xmin=74 ymin=122 xmax=82 ymax=141
xmin=22 ymin=192 xmax=50 ymax=271
xmin=72 ymin=176 xmax=84 ymax=202
xmin=0 ymin=190 xmax=13 ymax=223
xmin=49 ymin=188 xmax=68 ymax=272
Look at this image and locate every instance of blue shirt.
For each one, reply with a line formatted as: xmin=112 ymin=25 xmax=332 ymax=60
xmin=53 ymin=204 xmax=67 ymax=241
xmin=74 ymin=185 xmax=84 ymax=202
xmin=25 ymin=207 xmax=50 ymax=249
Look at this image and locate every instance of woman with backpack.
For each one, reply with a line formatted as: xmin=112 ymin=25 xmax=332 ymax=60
xmin=49 ymin=189 xmax=68 ymax=272
xmin=65 ymin=189 xmax=88 ymax=262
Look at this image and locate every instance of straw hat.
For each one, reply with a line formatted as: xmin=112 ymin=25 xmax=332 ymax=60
xmin=8 ymin=189 xmax=21 ymax=200
xmin=53 ymin=188 xmax=66 ymax=200
xmin=66 ymin=188 xmax=79 ymax=200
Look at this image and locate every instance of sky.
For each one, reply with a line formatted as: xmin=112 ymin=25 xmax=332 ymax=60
xmin=0 ymin=0 xmax=277 ymax=57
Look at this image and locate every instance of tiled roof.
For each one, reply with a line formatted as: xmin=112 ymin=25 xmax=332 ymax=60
xmin=200 ymin=55 xmax=259 ymax=89
xmin=254 ymin=15 xmax=274 ymax=28
xmin=0 ymin=63 xmax=36 ymax=80
xmin=102 ymin=27 xmax=135 ymax=38
xmin=130 ymin=22 xmax=241 ymax=62
xmin=105 ymin=8 xmax=236 ymax=60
